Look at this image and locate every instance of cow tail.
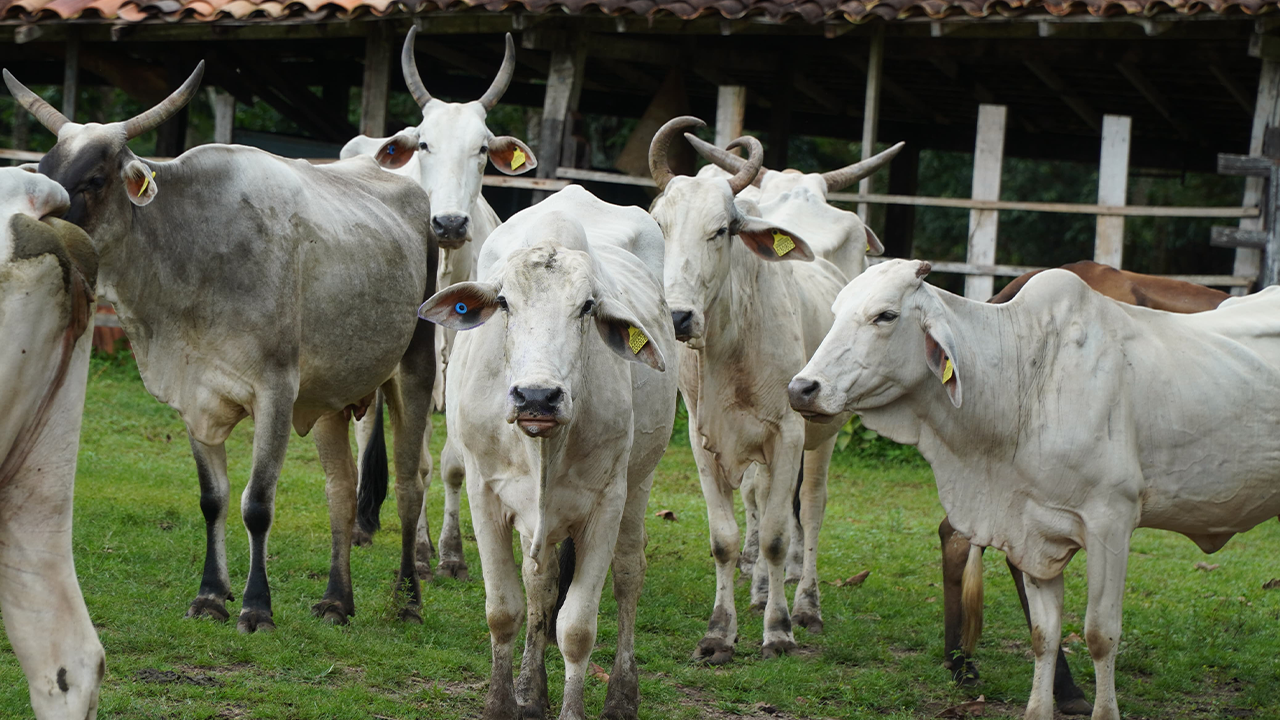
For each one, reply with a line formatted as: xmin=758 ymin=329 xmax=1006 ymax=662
xmin=960 ymin=544 xmax=984 ymax=657
xmin=549 ymin=538 xmax=577 ymax=644
xmin=356 ymin=391 xmax=389 ymax=535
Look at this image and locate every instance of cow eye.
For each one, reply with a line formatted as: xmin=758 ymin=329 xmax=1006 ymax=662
xmin=713 ymin=227 xmax=728 ymax=238
xmin=85 ymin=176 xmax=106 ymax=192
xmin=480 ymin=146 xmax=489 ymax=156
xmin=496 ymin=295 xmax=508 ymax=312
xmin=580 ymin=299 xmax=595 ymax=317
xmin=419 ymin=142 xmax=430 ymax=152
xmin=873 ymin=310 xmax=898 ymax=325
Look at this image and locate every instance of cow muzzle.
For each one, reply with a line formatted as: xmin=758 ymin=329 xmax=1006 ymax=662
xmin=788 ymin=376 xmax=836 ymax=423
xmin=431 ymin=213 xmax=470 ymax=248
xmin=508 ymin=384 xmax=570 ymax=438
xmin=670 ymin=308 xmax=704 ymax=343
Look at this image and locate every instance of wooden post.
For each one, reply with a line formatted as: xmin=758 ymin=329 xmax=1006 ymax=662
xmin=858 ymin=29 xmax=884 ymax=222
xmin=534 ymin=42 xmax=586 ymax=202
xmin=210 ymin=89 xmax=235 ymax=144
xmin=62 ymin=29 xmax=79 ymax=121
xmin=360 ymin=24 xmax=391 ymax=138
xmin=883 ymin=144 xmax=919 ymax=258
xmin=965 ymin=104 xmax=1007 ymax=300
xmin=715 ymin=86 xmax=746 ymax=148
xmin=1094 ymin=114 xmax=1132 ymax=268
xmin=1236 ymin=59 xmax=1280 ymax=292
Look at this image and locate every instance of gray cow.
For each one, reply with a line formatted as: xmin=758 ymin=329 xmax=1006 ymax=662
xmin=5 ymin=64 xmax=437 ymax=632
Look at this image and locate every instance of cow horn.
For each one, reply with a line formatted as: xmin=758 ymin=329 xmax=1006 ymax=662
xmin=821 ymin=141 xmax=906 ymax=193
xmin=122 ymin=61 xmax=205 ymax=141
xmin=724 ymin=135 xmax=763 ymax=196
xmin=684 ymin=133 xmax=766 ymax=187
xmin=3 ymin=70 xmax=71 ymax=135
xmin=477 ymin=33 xmax=516 ymax=112
xmin=648 ymin=115 xmax=705 ymax=191
xmin=401 ymin=27 xmax=433 ymax=108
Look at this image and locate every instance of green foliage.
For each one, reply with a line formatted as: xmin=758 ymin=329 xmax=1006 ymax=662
xmin=835 ymin=416 xmax=925 ymax=466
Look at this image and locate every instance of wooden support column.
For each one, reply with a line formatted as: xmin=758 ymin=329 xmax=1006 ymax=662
xmin=715 ymin=86 xmax=746 ymax=148
xmin=883 ymin=144 xmax=919 ymax=258
xmin=208 ymin=88 xmax=235 ymax=144
xmin=1094 ymin=115 xmax=1132 ymax=268
xmin=360 ymin=23 xmax=391 ymax=138
xmin=1236 ymin=58 xmax=1280 ymax=291
xmin=534 ymin=41 xmax=586 ymax=203
xmin=858 ymin=29 xmax=884 ymax=222
xmin=63 ymin=28 xmax=79 ymax=121
xmin=965 ymin=104 xmax=1007 ymax=300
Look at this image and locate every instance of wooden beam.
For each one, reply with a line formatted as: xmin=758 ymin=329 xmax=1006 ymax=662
xmin=715 ymin=85 xmax=746 ymax=148
xmin=858 ymin=30 xmax=884 ymax=222
xmin=230 ymin=48 xmax=356 ymax=143
xmin=62 ymin=29 xmax=79 ymax=121
xmin=846 ymin=51 xmax=947 ymax=126
xmin=595 ymin=58 xmax=660 ymax=94
xmin=1208 ymin=60 xmax=1255 ymax=117
xmin=1023 ymin=59 xmax=1102 ymax=133
xmin=1211 ymin=226 xmax=1268 ymax=249
xmin=1115 ymin=61 xmax=1194 ymax=140
xmin=1094 ymin=114 xmax=1132 ymax=268
xmin=966 ymin=104 xmax=1006 ymax=300
xmin=792 ymin=71 xmax=846 ymax=116
xmin=360 ymin=23 xmax=391 ymax=138
xmin=534 ymin=41 xmax=587 ymax=202
xmin=1234 ymin=57 xmax=1280 ymax=291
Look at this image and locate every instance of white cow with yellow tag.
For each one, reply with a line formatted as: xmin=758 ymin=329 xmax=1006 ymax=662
xmin=419 ymin=185 xmax=677 ymax=720
xmin=646 ymin=118 xmax=853 ymax=662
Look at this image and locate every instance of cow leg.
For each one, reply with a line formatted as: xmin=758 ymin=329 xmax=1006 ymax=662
xmin=693 ymin=456 xmax=740 ymax=665
xmin=1083 ymin=528 xmax=1130 ymax=720
xmin=437 ymin=438 xmax=470 ymax=580
xmin=351 ymin=404 xmax=378 ymax=548
xmin=791 ymin=439 xmax=832 ymax=635
xmin=414 ymin=430 xmax=435 ymax=582
xmin=237 ymin=396 xmax=294 ymax=634
xmin=602 ymin=471 xmax=655 ymax=720
xmin=1008 ymin=558 xmax=1092 ymax=715
xmin=310 ymin=412 xmax=357 ymax=624
xmin=940 ymin=517 xmax=978 ymax=684
xmin=759 ymin=444 xmax=802 ymax=659
xmin=473 ymin=483 xmax=523 ymax=720
xmin=738 ymin=466 xmax=759 ymax=579
xmin=0 ymin=464 xmax=105 ymax=720
xmin=556 ymin=511 xmax=623 ymax=720
xmin=784 ymin=467 xmax=804 ymax=585
xmin=1021 ymin=572 xmax=1064 ymax=720
xmin=383 ymin=374 xmax=431 ymax=623
xmin=186 ymin=436 xmax=234 ymax=621
xmin=516 ymin=536 xmax=559 ymax=720
xmin=746 ymin=466 xmax=770 ymax=612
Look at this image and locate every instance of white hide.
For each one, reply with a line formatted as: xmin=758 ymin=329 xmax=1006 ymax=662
xmin=793 ymin=259 xmax=1280 ymax=720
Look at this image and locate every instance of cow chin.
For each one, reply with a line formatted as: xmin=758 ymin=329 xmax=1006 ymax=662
xmin=433 ymin=234 xmax=469 ymax=251
xmin=515 ymin=415 xmax=566 ymax=438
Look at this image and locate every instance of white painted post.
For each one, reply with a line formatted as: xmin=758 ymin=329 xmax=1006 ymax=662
xmin=212 ymin=90 xmax=235 ymax=144
xmin=62 ymin=29 xmax=79 ymax=121
xmin=360 ymin=24 xmax=391 ymax=138
xmin=715 ymin=86 xmax=746 ymax=148
xmin=858 ymin=30 xmax=884 ymax=221
xmin=1094 ymin=114 xmax=1132 ymax=268
xmin=1236 ymin=59 xmax=1280 ymax=292
xmin=966 ymin=104 xmax=1007 ymax=300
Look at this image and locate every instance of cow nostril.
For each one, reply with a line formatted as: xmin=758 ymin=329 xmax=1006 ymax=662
xmin=546 ymin=388 xmax=563 ymax=404
xmin=800 ymin=380 xmax=820 ymax=398
xmin=510 ymin=387 xmax=526 ymax=405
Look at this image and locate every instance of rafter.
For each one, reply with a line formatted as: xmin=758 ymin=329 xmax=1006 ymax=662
xmin=1022 ymin=59 xmax=1102 ymax=133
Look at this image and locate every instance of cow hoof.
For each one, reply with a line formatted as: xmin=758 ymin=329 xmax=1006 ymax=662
xmin=352 ymin=526 xmax=373 ymax=548
xmin=761 ymin=639 xmax=797 ymax=659
xmin=416 ymin=560 xmax=434 ymax=583
xmin=1057 ymin=697 xmax=1094 ymax=716
xmin=236 ymin=609 xmax=276 ymax=634
xmin=948 ymin=660 xmax=979 ymax=686
xmin=748 ymin=600 xmax=766 ymax=614
xmin=601 ymin=702 xmax=639 ymax=720
xmin=518 ymin=702 xmax=545 ymax=719
xmin=185 ymin=597 xmax=230 ymax=622
xmin=693 ymin=637 xmax=735 ymax=666
xmin=792 ymin=611 xmax=823 ymax=634
xmin=311 ymin=599 xmax=352 ymax=625
xmin=398 ymin=605 xmax=423 ymax=624
xmin=437 ymin=560 xmax=469 ymax=581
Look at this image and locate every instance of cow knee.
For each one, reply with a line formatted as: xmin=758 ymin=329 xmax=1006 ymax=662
xmin=1085 ymin=623 xmax=1117 ymax=661
xmin=557 ymin=612 xmax=597 ymax=665
xmin=487 ymin=604 xmax=523 ymax=644
xmin=763 ymin=533 xmax=787 ymax=564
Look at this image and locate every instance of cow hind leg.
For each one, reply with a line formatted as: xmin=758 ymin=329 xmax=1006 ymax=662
xmin=515 ymin=536 xmax=560 ymax=719
xmin=1008 ymin=558 xmax=1092 ymax=715
xmin=602 ymin=473 xmax=654 ymax=720
xmin=437 ymin=439 xmax=469 ymax=580
xmin=310 ymin=412 xmax=358 ymax=624
xmin=415 ymin=430 xmax=436 ymax=581
xmin=791 ymin=441 xmax=831 ymax=635
xmin=237 ymin=395 xmax=295 ymax=634
xmin=738 ymin=466 xmax=759 ymax=579
xmin=939 ymin=517 xmax=979 ymax=684
xmin=186 ymin=436 xmax=234 ymax=621
xmin=351 ymin=390 xmax=385 ymax=548
xmin=785 ymin=467 xmax=804 ymax=585
xmin=1022 ymin=572 xmax=1064 ymax=720
xmin=382 ymin=376 xmax=431 ymax=623
xmin=1083 ymin=528 xmax=1130 ymax=720
xmin=694 ymin=467 xmax=740 ymax=665
xmin=758 ymin=449 xmax=802 ymax=659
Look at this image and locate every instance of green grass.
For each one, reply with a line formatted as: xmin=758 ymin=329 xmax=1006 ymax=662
xmin=1 ymin=352 xmax=1277 ymax=719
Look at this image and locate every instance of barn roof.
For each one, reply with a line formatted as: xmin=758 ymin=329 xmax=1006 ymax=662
xmin=1 ymin=0 xmax=1274 ymax=25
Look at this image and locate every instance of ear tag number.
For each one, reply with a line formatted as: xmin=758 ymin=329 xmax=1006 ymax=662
xmin=942 ymin=357 xmax=954 ymax=384
xmin=511 ymin=148 xmax=527 ymax=170
xmin=627 ymin=326 xmax=648 ymax=355
xmin=455 ymin=302 xmax=469 ymax=315
xmin=138 ymin=171 xmax=155 ymax=197
xmin=772 ymin=231 xmax=795 ymax=257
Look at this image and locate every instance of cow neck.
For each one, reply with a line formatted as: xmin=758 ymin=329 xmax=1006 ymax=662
xmin=698 ymin=240 xmax=773 ymax=359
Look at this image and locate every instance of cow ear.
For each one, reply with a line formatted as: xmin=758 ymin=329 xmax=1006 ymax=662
xmin=924 ymin=325 xmax=962 ymax=408
xmin=735 ymin=217 xmax=815 ymax=262
xmin=865 ymin=225 xmax=885 ymax=256
xmin=122 ymin=160 xmax=158 ymax=206
xmin=375 ymin=132 xmax=418 ymax=170
xmin=489 ymin=136 xmax=536 ymax=175
xmin=594 ymin=298 xmax=666 ymax=372
xmin=418 ymin=282 xmax=500 ymax=331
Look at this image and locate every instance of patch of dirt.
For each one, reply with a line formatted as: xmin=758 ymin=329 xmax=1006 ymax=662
xmin=668 ymin=680 xmax=834 ymax=719
xmin=216 ymin=704 xmax=248 ymax=718
xmin=136 ymin=668 xmax=221 ymax=688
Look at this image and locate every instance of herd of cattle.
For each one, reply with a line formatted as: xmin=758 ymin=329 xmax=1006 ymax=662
xmin=1 ymin=29 xmax=1278 ymax=720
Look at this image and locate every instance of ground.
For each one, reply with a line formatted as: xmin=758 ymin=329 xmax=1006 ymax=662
xmin=0 ymin=352 xmax=1276 ymax=719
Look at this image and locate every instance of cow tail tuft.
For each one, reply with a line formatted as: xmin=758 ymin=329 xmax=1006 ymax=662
xmin=960 ymin=544 xmax=984 ymax=657
xmin=356 ymin=392 xmax=389 ymax=535
xmin=549 ymin=538 xmax=576 ymax=643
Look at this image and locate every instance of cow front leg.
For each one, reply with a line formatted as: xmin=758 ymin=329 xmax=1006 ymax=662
xmin=1021 ymin=571 xmax=1064 ymax=720
xmin=472 ymin=484 xmax=523 ymax=720
xmin=738 ymin=466 xmax=759 ymax=579
xmin=939 ymin=517 xmax=979 ymax=684
xmin=415 ymin=432 xmax=437 ymax=581
xmin=556 ymin=511 xmax=623 ymax=720
xmin=436 ymin=438 xmax=470 ymax=580
xmin=791 ymin=440 xmax=832 ymax=635
xmin=186 ymin=436 xmax=234 ymax=621
xmin=1083 ymin=528 xmax=1130 ymax=720
xmin=1008 ymin=558 xmax=1092 ymax=715
xmin=385 ymin=365 xmax=432 ymax=622
xmin=310 ymin=412 xmax=357 ymax=624
xmin=516 ymin=536 xmax=560 ymax=719
xmin=602 ymin=472 xmax=654 ymax=720
xmin=237 ymin=396 xmax=294 ymax=634
xmin=759 ymin=448 xmax=801 ymax=659
xmin=693 ymin=463 xmax=739 ymax=665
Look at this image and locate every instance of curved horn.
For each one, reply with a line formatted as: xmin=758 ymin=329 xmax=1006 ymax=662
xmin=122 ymin=61 xmax=206 ymax=140
xmin=401 ymin=26 xmax=433 ymax=108
xmin=3 ymin=70 xmax=71 ymax=135
xmin=648 ymin=116 xmax=705 ymax=191
xmin=822 ymin=141 xmax=906 ymax=193
xmin=723 ymin=135 xmax=763 ymax=196
xmin=685 ymin=133 xmax=767 ymax=187
xmin=477 ymin=33 xmax=516 ymax=112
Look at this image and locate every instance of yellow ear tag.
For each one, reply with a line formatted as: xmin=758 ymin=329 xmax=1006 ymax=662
xmin=772 ymin=231 xmax=795 ymax=257
xmin=510 ymin=148 xmax=526 ymax=171
xmin=942 ymin=357 xmax=954 ymax=384
xmin=627 ymin=326 xmax=648 ymax=355
xmin=138 ymin=171 xmax=155 ymax=197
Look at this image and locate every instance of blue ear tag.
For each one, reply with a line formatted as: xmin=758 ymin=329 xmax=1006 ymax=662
xmin=455 ymin=302 xmax=468 ymax=315
xmin=387 ymin=145 xmax=395 ymax=154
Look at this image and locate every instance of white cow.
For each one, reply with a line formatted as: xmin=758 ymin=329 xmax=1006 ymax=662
xmin=790 ymin=259 xmax=1280 ymax=720
xmin=0 ymin=168 xmax=103 ymax=719
xmin=646 ymin=117 xmax=853 ymax=662
xmin=420 ymin=185 xmax=677 ymax=720
xmin=341 ymin=28 xmax=537 ymax=580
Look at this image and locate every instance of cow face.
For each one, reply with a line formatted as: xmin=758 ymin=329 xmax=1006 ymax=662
xmin=790 ymin=259 xmax=961 ymax=421
xmin=419 ymin=236 xmax=664 ymax=439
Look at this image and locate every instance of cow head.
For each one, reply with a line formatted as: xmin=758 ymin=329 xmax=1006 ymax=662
xmin=4 ymin=64 xmax=203 ymax=251
xmin=789 ymin=259 xmax=961 ymax=422
xmin=346 ymin=28 xmax=536 ymax=249
xmin=418 ymin=214 xmax=664 ymax=438
xmin=647 ymin=116 xmax=814 ymax=344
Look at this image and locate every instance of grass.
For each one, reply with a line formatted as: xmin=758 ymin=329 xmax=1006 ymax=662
xmin=1 ymin=351 xmax=1277 ymax=719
